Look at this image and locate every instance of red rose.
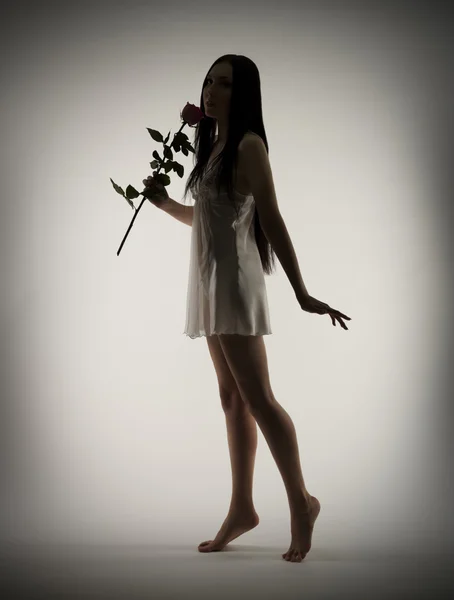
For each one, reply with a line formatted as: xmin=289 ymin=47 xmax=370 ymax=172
xmin=181 ymin=103 xmax=205 ymax=126
xmin=114 ymin=101 xmax=207 ymax=255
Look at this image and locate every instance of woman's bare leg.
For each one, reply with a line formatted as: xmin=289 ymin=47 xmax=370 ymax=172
xmin=198 ymin=338 xmax=260 ymax=552
xmin=224 ymin=396 xmax=259 ymax=513
xmin=216 ymin=333 xmax=321 ymax=563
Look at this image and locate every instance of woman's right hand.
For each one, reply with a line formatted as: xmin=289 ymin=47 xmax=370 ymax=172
xmin=142 ymin=175 xmax=169 ymax=208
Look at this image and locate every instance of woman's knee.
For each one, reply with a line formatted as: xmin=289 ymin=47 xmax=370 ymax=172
xmin=219 ymin=387 xmax=247 ymax=412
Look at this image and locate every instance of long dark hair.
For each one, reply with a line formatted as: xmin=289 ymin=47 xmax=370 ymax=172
xmin=181 ymin=54 xmax=277 ymax=276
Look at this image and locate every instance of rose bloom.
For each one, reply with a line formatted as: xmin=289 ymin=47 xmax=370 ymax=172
xmin=181 ymin=102 xmax=204 ymax=126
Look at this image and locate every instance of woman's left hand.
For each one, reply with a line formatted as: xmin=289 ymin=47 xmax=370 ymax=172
xmin=299 ymin=294 xmax=351 ymax=330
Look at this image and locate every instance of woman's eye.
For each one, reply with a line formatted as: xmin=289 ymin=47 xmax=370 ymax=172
xmin=206 ymin=80 xmax=230 ymax=86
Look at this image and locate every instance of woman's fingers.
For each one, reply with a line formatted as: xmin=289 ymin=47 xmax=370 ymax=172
xmin=338 ymin=312 xmax=351 ymax=320
xmin=325 ymin=307 xmax=349 ymax=329
xmin=328 ymin=306 xmax=351 ymax=321
xmin=143 ymin=176 xmax=156 ymax=187
xmin=332 ymin=308 xmax=351 ymax=320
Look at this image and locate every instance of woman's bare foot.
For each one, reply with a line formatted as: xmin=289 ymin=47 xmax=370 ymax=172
xmin=198 ymin=508 xmax=260 ymax=552
xmin=282 ymin=495 xmax=321 ymax=562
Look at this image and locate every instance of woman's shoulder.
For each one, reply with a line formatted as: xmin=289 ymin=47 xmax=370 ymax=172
xmin=244 ymin=130 xmax=261 ymax=142
xmin=240 ymin=130 xmax=263 ymax=150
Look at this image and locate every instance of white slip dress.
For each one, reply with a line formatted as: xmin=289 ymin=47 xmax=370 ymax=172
xmin=183 ymin=161 xmax=272 ymax=339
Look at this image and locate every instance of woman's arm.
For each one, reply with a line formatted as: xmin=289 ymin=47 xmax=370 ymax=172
xmin=159 ymin=198 xmax=193 ymax=227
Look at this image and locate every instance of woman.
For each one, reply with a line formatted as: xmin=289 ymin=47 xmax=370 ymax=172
xmin=143 ymin=55 xmax=351 ymax=563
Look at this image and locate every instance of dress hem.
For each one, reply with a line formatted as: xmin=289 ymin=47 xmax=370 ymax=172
xmin=182 ymin=330 xmax=272 ymax=339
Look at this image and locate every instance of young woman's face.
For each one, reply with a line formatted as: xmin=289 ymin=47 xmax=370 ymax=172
xmin=203 ymin=62 xmax=233 ymax=117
